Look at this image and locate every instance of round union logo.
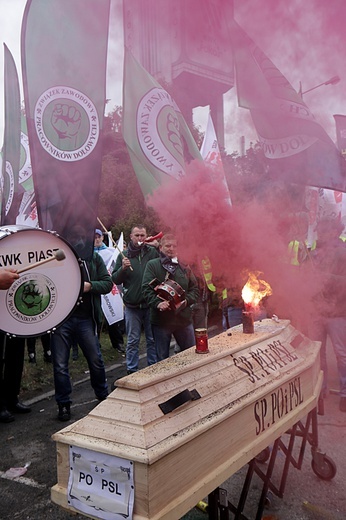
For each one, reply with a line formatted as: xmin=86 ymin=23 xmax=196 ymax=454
xmin=34 ymin=86 xmax=100 ymax=162
xmin=6 ymin=274 xmax=57 ymax=323
xmin=136 ymin=87 xmax=186 ymax=180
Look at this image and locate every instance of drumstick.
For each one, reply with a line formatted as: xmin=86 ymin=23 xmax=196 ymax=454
xmin=97 ymin=217 xmax=133 ymax=271
xmin=17 ymin=249 xmax=66 ymax=274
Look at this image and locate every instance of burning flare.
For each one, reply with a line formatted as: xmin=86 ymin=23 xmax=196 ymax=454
xmin=242 ymin=271 xmax=272 ymax=308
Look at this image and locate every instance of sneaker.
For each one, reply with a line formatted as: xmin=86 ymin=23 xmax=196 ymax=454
xmin=28 ymin=353 xmax=36 ymax=364
xmin=0 ymin=408 xmax=15 ymax=423
xmin=116 ymin=345 xmax=126 ymax=354
xmin=339 ymin=397 xmax=346 ymax=412
xmin=7 ymin=402 xmax=31 ymax=414
xmin=58 ymin=403 xmax=71 ymax=421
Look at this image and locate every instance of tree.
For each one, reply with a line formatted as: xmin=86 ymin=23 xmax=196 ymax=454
xmin=99 ymin=110 xmax=164 ymax=240
xmin=99 ymin=100 xmax=202 ymax=240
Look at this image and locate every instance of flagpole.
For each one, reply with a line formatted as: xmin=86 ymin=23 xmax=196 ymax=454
xmin=97 ymin=217 xmax=133 ymax=271
xmin=301 ymin=75 xmax=340 ymax=96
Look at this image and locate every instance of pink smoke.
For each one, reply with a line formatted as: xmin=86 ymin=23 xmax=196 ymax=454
xmin=148 ymin=160 xmax=329 ymax=334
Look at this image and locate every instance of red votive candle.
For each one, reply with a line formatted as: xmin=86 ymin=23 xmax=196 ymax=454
xmin=195 ymin=328 xmax=209 ymax=353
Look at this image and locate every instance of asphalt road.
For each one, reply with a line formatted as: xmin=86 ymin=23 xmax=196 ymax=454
xmin=0 ymin=337 xmax=345 ymax=520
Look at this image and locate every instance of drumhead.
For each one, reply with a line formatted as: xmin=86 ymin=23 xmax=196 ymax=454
xmin=0 ymin=225 xmax=83 ymax=337
xmin=164 ymin=279 xmax=185 ymax=297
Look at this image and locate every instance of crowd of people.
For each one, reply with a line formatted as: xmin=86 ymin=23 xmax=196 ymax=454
xmin=0 ymin=225 xmax=201 ymax=423
xmin=0 ymin=216 xmax=345 ymax=425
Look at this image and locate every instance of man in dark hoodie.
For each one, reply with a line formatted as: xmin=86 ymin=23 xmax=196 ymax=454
xmin=51 ymin=226 xmax=113 ymax=422
xmin=142 ymin=233 xmax=199 ymax=361
xmin=0 ymin=268 xmax=31 ymax=423
xmin=112 ymin=225 xmax=159 ymax=373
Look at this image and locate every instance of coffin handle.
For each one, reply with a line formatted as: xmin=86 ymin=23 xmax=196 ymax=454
xmin=159 ymin=389 xmax=201 ymax=414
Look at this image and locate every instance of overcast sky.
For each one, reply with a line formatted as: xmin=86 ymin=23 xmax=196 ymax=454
xmin=0 ymin=0 xmax=345 ymax=154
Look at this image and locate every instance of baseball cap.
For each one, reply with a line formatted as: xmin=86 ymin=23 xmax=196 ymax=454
xmin=95 ymin=229 xmax=103 ymax=236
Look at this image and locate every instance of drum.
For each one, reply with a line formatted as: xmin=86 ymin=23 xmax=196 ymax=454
xmin=0 ymin=225 xmax=83 ymax=337
xmin=154 ymin=279 xmax=186 ymax=311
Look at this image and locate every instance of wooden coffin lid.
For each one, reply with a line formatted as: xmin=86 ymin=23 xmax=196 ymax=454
xmin=52 ymin=319 xmax=321 ymax=463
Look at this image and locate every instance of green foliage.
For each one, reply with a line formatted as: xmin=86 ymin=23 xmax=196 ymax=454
xmin=99 ymin=103 xmax=195 ymax=239
xmin=99 ymin=107 xmax=162 ymax=238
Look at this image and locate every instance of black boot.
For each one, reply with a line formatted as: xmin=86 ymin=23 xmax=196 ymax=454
xmin=58 ymin=403 xmax=71 ymax=421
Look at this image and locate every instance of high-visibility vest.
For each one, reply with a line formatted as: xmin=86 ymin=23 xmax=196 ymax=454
xmin=288 ymin=240 xmax=315 ymax=266
xmin=201 ymin=256 xmax=216 ymax=292
xmin=288 ymin=240 xmax=301 ymax=266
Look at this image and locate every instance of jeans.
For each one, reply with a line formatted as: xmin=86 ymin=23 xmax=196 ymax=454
xmin=326 ymin=317 xmax=346 ymax=398
xmin=152 ymin=323 xmax=196 ymax=361
xmin=222 ymin=306 xmax=243 ymax=331
xmin=51 ymin=315 xmax=108 ymax=404
xmin=124 ymin=307 xmax=157 ymax=372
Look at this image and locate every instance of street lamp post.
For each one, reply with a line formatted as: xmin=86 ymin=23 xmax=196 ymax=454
xmin=299 ymin=75 xmax=341 ymax=96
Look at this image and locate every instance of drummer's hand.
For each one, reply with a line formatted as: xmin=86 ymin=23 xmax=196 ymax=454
xmin=84 ymin=281 xmax=92 ymax=292
xmin=0 ymin=268 xmax=19 ymax=290
xmin=157 ymin=300 xmax=170 ymax=312
xmin=122 ymin=257 xmax=132 ymax=270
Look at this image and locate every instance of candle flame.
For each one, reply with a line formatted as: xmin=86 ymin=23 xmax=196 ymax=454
xmin=242 ymin=271 xmax=272 ymax=307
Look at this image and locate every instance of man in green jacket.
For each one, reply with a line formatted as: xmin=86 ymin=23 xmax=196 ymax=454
xmin=51 ymin=250 xmax=113 ymax=421
xmin=112 ymin=225 xmax=159 ymax=373
xmin=142 ymin=233 xmax=199 ymax=361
